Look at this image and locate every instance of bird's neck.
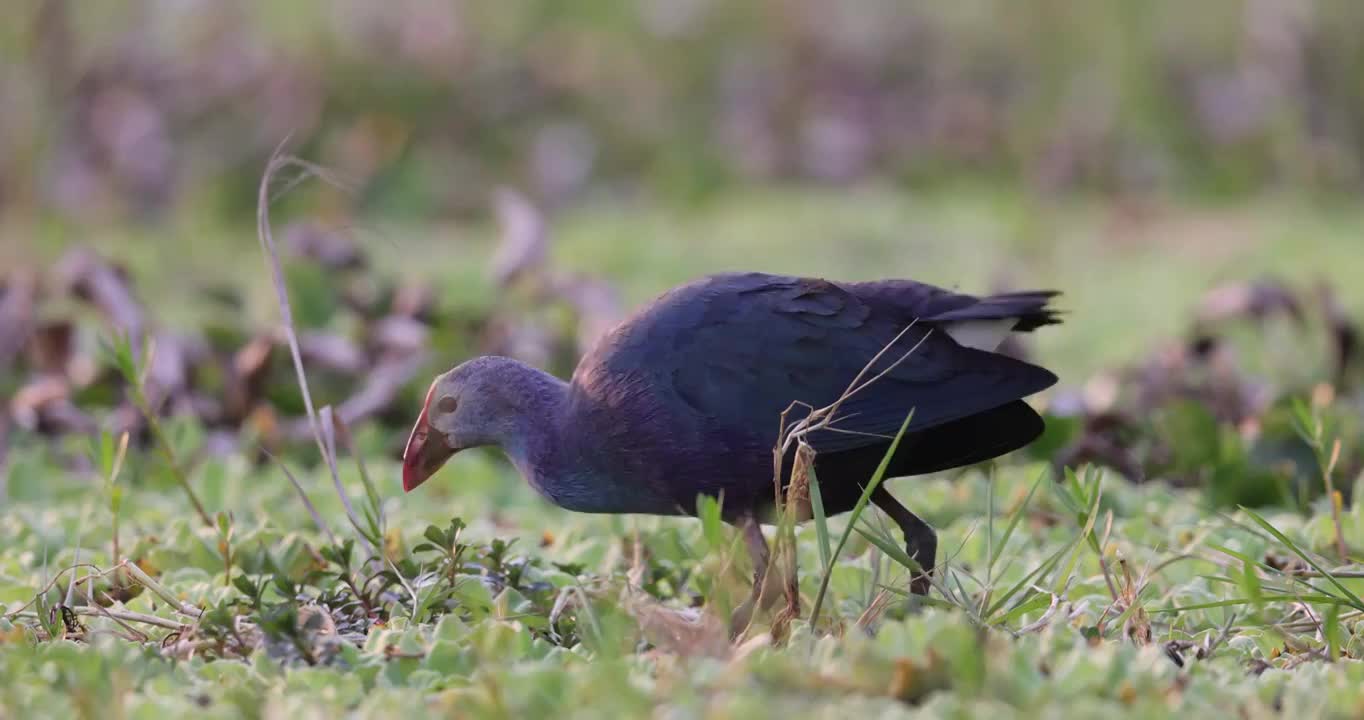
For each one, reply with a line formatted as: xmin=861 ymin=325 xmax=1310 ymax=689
xmin=493 ymin=363 xmax=570 ymax=482
xmin=498 ymin=363 xmax=672 ymax=515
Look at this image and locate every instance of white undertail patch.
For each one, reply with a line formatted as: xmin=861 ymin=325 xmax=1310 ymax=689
xmin=942 ymin=318 xmax=1018 ymax=352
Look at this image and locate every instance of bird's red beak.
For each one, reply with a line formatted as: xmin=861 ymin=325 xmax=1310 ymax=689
xmin=402 ymin=384 xmax=455 ymax=492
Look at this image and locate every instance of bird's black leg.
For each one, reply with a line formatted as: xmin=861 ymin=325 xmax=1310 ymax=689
xmin=729 ymin=514 xmax=779 ymax=637
xmin=741 ymin=516 xmax=771 ymax=585
xmin=871 ymin=486 xmax=937 ymax=595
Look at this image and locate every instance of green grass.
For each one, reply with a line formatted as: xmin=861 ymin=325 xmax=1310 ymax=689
xmin=5 ymin=186 xmax=1364 ymax=718
xmin=7 ymin=441 xmax=1364 ymax=717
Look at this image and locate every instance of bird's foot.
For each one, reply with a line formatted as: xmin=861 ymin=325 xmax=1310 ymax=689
xmin=730 ymin=564 xmax=791 ymax=639
xmin=870 ymin=486 xmax=937 ymax=598
xmin=729 ymin=596 xmax=756 ymax=640
xmin=908 ymin=569 xmax=933 ymax=596
xmin=904 ymin=541 xmax=936 ymax=597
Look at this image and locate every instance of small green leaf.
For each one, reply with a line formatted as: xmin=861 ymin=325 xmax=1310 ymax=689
xmin=232 ymin=576 xmax=259 ymax=599
xmin=274 ymin=576 xmax=298 ymax=598
xmin=696 ymin=493 xmax=725 ymax=551
xmin=424 ymin=525 xmax=448 ymax=548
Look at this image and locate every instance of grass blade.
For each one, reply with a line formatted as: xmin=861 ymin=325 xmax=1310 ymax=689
xmin=808 ymin=462 xmax=832 ymax=578
xmin=1051 ymin=469 xmax=1104 ymax=595
xmin=1154 ymin=595 xmax=1349 ymax=614
xmin=989 ymin=467 xmax=1048 ymax=573
xmin=855 ymin=522 xmax=920 ymax=575
xmin=986 ymin=543 xmax=1072 ymax=618
xmin=1240 ymin=506 xmax=1364 ymax=610
xmin=1199 ymin=548 xmax=1340 ymax=601
xmin=809 ymin=409 xmax=915 ymax=627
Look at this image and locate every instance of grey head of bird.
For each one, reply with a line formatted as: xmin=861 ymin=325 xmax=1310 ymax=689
xmin=401 ymin=355 xmax=565 ymax=492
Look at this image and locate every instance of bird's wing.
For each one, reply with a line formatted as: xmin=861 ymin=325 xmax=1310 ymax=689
xmin=595 ymin=273 xmax=1057 ymax=454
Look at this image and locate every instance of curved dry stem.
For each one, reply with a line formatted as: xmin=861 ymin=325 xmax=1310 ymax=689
xmin=254 ymin=138 xmax=375 ymax=557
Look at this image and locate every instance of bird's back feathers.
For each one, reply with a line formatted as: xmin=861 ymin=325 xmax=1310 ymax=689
xmin=564 ymin=272 xmax=1061 ymax=516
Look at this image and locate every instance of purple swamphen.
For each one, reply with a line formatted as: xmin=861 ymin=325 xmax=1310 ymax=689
xmin=402 ymin=272 xmax=1061 ymax=600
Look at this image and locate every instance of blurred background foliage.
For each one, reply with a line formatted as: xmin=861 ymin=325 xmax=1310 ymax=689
xmin=3 ymin=0 xmax=1364 ymax=228
xmin=5 ymin=0 xmax=1364 ymax=510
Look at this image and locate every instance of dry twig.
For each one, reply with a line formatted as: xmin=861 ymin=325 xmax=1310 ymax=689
xmin=255 ymin=138 xmax=375 ymax=557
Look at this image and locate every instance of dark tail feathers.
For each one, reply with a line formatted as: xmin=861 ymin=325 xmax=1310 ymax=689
xmin=926 ymin=290 xmax=1062 ymax=332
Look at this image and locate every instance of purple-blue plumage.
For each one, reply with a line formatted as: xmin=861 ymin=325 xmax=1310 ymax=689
xmin=403 ymin=272 xmax=1062 ymax=595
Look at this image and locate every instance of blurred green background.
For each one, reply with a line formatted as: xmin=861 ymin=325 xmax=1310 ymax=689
xmin=4 ymin=0 xmax=1364 ymax=382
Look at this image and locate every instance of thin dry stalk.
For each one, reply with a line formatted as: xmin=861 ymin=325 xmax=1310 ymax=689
xmin=1324 ymin=438 xmax=1347 ymax=561
xmin=78 ymin=606 xmax=149 ymax=641
xmin=333 ymin=413 xmax=385 ymax=538
xmin=118 ymin=559 xmax=203 ymax=618
xmin=777 ymin=322 xmax=933 ymax=459
xmin=1202 ymin=612 xmax=1239 ymax=660
xmin=771 ymin=405 xmax=800 ymax=507
xmin=255 ymin=139 xmax=374 ymax=557
xmin=855 ymin=589 xmax=892 ymax=630
xmin=769 ymin=322 xmax=933 ymax=507
xmin=2 ymin=564 xmax=103 ymax=619
xmin=1016 ymin=585 xmax=1066 ymax=634
xmin=66 ymin=539 xmax=84 ymax=607
xmin=776 ymin=443 xmax=817 ymax=617
xmin=319 ymin=406 xmax=373 ymax=551
xmin=627 ymin=522 xmax=646 ymax=590
xmin=73 ymin=606 xmax=186 ymax=632
xmin=108 ymin=431 xmax=130 ymax=567
xmin=1119 ymin=558 xmax=1152 ymax=644
xmin=762 ymin=321 xmax=934 ymax=630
